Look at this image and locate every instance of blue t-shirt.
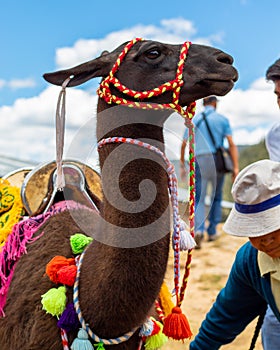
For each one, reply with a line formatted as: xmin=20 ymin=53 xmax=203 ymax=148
xmin=183 ymin=105 xmax=232 ymax=156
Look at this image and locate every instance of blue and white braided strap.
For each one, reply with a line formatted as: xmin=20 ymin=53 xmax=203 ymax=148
xmin=73 ymin=250 xmax=138 ymax=345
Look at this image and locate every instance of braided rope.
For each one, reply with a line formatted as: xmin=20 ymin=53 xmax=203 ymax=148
xmin=60 ymin=328 xmax=70 ymax=350
xmin=154 ymin=300 xmax=165 ymax=322
xmin=97 ymin=137 xmax=192 ymax=306
xmin=178 ymin=125 xmax=195 ymax=306
xmin=73 ymin=249 xmax=137 ymax=345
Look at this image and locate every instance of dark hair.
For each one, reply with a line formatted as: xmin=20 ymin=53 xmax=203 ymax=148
xmin=203 ymin=96 xmax=218 ymax=105
xmin=266 ymin=59 xmax=280 ymax=81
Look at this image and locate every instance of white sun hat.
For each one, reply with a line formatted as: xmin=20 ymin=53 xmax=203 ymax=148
xmin=223 ymin=159 xmax=280 ymax=237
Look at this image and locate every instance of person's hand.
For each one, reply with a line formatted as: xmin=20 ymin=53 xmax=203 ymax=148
xmin=232 ymin=167 xmax=239 ymax=182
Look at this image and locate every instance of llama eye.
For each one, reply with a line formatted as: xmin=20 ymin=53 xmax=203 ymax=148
xmin=145 ymin=49 xmax=161 ymax=59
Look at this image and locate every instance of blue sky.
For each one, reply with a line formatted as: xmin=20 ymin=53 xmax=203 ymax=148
xmin=1 ymin=0 xmax=280 ymax=164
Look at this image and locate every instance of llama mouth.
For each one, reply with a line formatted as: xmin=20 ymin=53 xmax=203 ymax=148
xmin=204 ymin=77 xmax=237 ymax=84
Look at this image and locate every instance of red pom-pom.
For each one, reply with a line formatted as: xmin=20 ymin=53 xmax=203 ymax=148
xmin=151 ymin=319 xmax=161 ymax=335
xmin=57 ymin=265 xmax=77 ymax=286
xmin=162 ymin=306 xmax=192 ymax=341
xmin=46 ymin=256 xmax=75 ymax=283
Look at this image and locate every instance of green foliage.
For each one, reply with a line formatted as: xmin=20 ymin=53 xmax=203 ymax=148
xmin=223 ymin=139 xmax=269 ymax=202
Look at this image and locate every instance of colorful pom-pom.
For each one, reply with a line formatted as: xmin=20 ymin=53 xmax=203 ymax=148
xmin=46 ymin=256 xmax=75 ymax=283
xmin=93 ymin=342 xmax=105 ymax=350
xmin=145 ymin=321 xmax=168 ymax=349
xmin=71 ymin=329 xmax=94 ymax=350
xmin=70 ymin=233 xmax=93 ymax=254
xmin=57 ymin=265 xmax=77 ymax=286
xmin=57 ymin=302 xmax=80 ymax=332
xmin=162 ymin=306 xmax=192 ymax=341
xmin=158 ymin=282 xmax=175 ymax=317
xmin=41 ymin=286 xmax=67 ymax=317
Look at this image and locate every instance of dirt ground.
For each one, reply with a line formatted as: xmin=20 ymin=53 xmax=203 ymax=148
xmin=161 ymin=224 xmax=263 ymax=350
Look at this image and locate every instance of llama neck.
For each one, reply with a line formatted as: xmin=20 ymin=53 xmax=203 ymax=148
xmin=78 ymin=104 xmax=171 ymax=343
xmin=97 ymin=104 xmax=170 ymax=231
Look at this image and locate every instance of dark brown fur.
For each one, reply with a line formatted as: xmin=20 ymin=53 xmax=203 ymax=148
xmin=0 ymin=39 xmax=238 ymax=349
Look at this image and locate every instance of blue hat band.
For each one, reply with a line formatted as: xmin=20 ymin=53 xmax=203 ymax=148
xmin=235 ymin=193 xmax=280 ymax=214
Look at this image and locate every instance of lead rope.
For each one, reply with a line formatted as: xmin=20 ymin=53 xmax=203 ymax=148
xmin=98 ymin=137 xmax=196 ymax=306
xmin=248 ymin=309 xmax=266 ymax=350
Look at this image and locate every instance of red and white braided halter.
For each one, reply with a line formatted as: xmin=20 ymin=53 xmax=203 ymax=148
xmin=97 ymin=38 xmax=196 ymax=309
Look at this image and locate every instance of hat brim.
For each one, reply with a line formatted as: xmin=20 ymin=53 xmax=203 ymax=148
xmin=223 ymin=204 xmax=280 ymax=237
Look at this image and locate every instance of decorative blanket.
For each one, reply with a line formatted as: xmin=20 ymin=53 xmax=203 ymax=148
xmin=0 ymin=200 xmax=86 ymax=317
xmin=0 ymin=179 xmax=24 ymax=249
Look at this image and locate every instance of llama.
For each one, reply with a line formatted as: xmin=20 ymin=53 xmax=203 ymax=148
xmin=0 ymin=38 xmax=238 ymax=349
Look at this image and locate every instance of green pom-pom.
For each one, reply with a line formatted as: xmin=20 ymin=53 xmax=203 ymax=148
xmin=145 ymin=322 xmax=168 ymax=349
xmin=70 ymin=233 xmax=93 ymax=254
xmin=71 ymin=329 xmax=94 ymax=350
xmin=41 ymin=286 xmax=67 ymax=317
xmin=94 ymin=342 xmax=105 ymax=350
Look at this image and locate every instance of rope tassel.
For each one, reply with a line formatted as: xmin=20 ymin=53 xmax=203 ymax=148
xmin=162 ymin=306 xmax=192 ymax=341
xmin=71 ymin=329 xmax=94 ymax=350
xmin=178 ymin=217 xmax=196 ymax=251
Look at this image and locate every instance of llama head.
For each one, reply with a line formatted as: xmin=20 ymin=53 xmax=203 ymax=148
xmin=43 ymin=39 xmax=238 ymax=107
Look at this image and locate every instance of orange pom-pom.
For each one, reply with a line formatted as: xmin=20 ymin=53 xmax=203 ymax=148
xmin=162 ymin=306 xmax=192 ymax=341
xmin=46 ymin=256 xmax=75 ymax=283
xmin=57 ymin=265 xmax=77 ymax=286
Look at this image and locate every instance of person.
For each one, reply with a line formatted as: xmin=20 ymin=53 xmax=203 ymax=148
xmin=180 ymin=96 xmax=239 ymax=248
xmin=260 ymin=58 xmax=280 ymax=350
xmin=265 ymin=58 xmax=280 ymax=161
xmin=189 ymin=159 xmax=280 ymax=350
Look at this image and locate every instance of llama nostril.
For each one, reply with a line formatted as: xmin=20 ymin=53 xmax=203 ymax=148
xmin=217 ymin=52 xmax=234 ymax=65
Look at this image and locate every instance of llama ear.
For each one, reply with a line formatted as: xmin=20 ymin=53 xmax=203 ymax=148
xmin=101 ymin=50 xmax=109 ymax=56
xmin=43 ymin=52 xmax=114 ymax=87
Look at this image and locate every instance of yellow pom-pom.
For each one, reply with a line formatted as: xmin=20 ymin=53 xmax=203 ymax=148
xmin=70 ymin=233 xmax=93 ymax=254
xmin=41 ymin=286 xmax=67 ymax=317
xmin=145 ymin=321 xmax=168 ymax=349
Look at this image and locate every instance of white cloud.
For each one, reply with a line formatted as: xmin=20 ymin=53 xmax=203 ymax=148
xmin=160 ymin=18 xmax=197 ymax=37
xmin=0 ymin=85 xmax=97 ymax=163
xmin=217 ymin=79 xmax=279 ymax=138
xmin=8 ymin=78 xmax=36 ymax=89
xmin=0 ymin=78 xmax=36 ymax=90
xmin=55 ymin=18 xmax=219 ymax=69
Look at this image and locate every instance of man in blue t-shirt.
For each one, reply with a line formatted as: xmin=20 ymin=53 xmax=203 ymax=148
xmin=180 ymin=96 xmax=238 ymax=248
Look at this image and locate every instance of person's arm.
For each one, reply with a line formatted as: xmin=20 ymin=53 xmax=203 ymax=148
xmin=226 ymin=135 xmax=239 ymax=181
xmin=189 ymin=243 xmax=267 ymax=350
